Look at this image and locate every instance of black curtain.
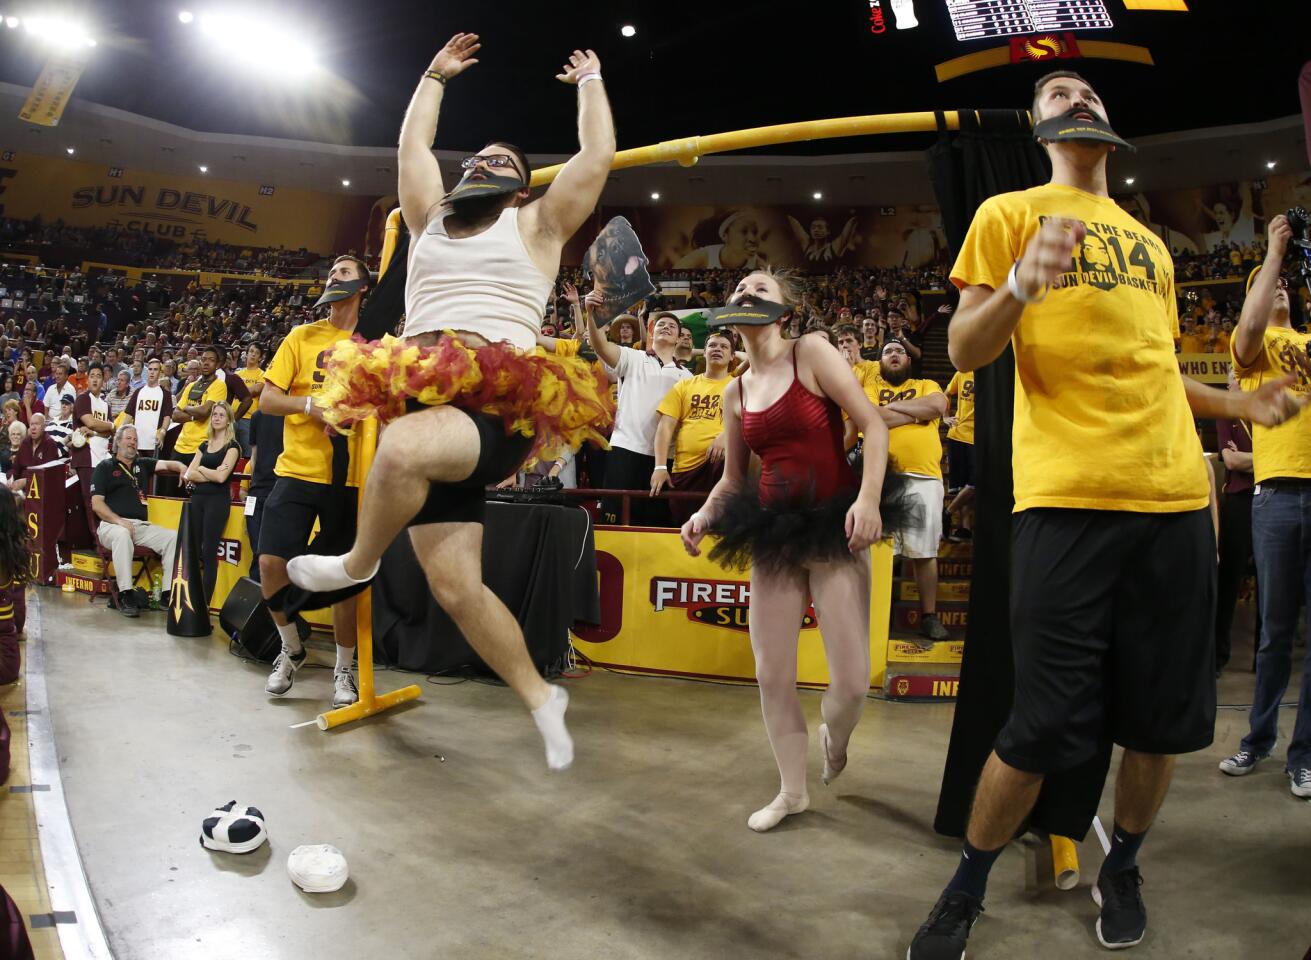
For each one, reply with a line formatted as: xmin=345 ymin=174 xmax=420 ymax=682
xmin=927 ymin=110 xmax=1112 ymax=841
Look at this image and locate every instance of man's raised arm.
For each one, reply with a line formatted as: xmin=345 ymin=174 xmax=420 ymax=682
xmin=399 ymin=33 xmax=482 ymax=235
xmin=530 ymin=49 xmax=616 ymax=241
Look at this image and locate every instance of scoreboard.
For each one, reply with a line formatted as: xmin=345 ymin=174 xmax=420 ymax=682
xmin=945 ymin=0 xmax=1114 ymax=41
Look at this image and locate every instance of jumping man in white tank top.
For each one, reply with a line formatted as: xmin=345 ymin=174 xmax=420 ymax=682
xmin=288 ymin=33 xmax=615 ymax=772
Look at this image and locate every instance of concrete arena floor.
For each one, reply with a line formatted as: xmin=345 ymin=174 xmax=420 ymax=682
xmin=35 ymin=589 xmax=1309 ymax=960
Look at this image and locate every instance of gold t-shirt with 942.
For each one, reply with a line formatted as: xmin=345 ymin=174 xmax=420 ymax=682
xmin=951 ymin=183 xmax=1207 ymax=514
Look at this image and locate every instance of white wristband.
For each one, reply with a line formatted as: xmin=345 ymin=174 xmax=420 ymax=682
xmin=652 ymin=465 xmax=668 ymax=472
xmin=1007 ymin=260 xmax=1049 ymax=305
xmin=304 ymin=395 xmax=313 ymax=416
xmin=690 ymin=511 xmax=708 ymax=527
xmin=577 ymin=72 xmax=602 ymax=87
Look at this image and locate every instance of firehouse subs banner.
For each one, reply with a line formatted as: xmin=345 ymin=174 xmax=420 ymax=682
xmin=570 ymin=530 xmax=899 ymax=688
xmin=0 ymin=151 xmax=381 ymax=252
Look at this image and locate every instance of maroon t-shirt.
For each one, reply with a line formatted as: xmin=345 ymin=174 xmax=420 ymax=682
xmin=12 ymin=435 xmax=61 ymax=482
xmin=1216 ymin=417 xmax=1254 ymax=495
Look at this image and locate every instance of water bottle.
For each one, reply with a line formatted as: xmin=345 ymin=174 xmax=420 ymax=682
xmin=151 ymin=569 xmax=163 ymax=610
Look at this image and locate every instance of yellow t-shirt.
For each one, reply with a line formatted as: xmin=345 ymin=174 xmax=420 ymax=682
xmin=951 ymin=183 xmax=1207 ymax=513
xmin=1178 ymin=332 xmax=1207 ymax=354
xmin=237 ymin=366 xmax=264 ymax=419
xmin=656 ymin=374 xmax=730 ymax=473
xmin=1231 ymin=325 xmax=1311 ymax=484
xmin=264 ymin=321 xmax=361 ymax=486
xmin=174 ymin=376 xmax=228 ymax=455
xmin=946 ymin=370 xmax=975 ymax=445
xmin=875 ymin=378 xmax=944 ymax=479
xmin=1212 ymin=330 xmax=1230 ymax=355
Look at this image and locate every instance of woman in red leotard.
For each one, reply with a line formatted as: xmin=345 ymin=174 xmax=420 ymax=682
xmin=681 ymin=268 xmax=915 ymax=832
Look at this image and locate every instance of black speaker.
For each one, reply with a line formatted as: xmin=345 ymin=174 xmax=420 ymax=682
xmin=220 ymin=577 xmax=280 ymax=663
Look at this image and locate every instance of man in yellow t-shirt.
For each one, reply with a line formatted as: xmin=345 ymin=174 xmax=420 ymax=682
xmin=1178 ymin=316 xmax=1207 ymax=354
xmin=234 ymin=343 xmax=265 ymax=456
xmin=872 ymin=339 xmax=949 ymax=643
xmin=1222 ymin=216 xmax=1311 ymax=794
xmin=170 ymin=356 xmax=227 ymax=460
xmin=257 ymin=255 xmax=368 ymax=711
xmin=651 ymin=330 xmax=733 ymax=525
xmin=908 ymin=71 xmax=1304 ymax=960
xmin=944 ymin=368 xmax=975 ymax=540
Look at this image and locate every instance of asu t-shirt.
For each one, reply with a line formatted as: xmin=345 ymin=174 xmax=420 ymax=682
xmin=264 ymin=320 xmax=360 ymax=486
xmin=1231 ymin=325 xmax=1311 ymax=484
xmin=656 ymin=374 xmax=730 ymax=472
xmin=875 ymin=378 xmax=944 ymax=480
xmin=952 ymin=183 xmax=1207 ymax=513
xmin=946 ymin=370 xmax=975 ymax=445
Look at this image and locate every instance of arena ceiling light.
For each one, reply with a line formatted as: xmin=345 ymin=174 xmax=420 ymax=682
xmin=65 ymin=146 xmax=75 ymax=155
xmin=1124 ymin=177 xmax=1135 ymax=185
xmin=620 ymin=24 xmax=636 ymax=37
xmin=193 ymin=9 xmax=320 ymax=80
xmin=4 ymin=16 xmax=18 ymax=28
xmin=812 ymin=191 xmax=823 ymax=200
xmin=340 ymin=178 xmax=350 ymax=187
xmin=1266 ymin=160 xmax=1277 ymax=169
xmin=178 ymin=10 xmax=194 ymax=23
xmin=22 ymin=15 xmax=96 ymax=50
xmin=650 ymin=191 xmax=660 ymax=200
xmin=198 ymin=164 xmax=208 ymax=173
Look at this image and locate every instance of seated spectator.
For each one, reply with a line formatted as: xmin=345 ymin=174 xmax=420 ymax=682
xmin=8 ymin=414 xmax=62 ymax=491
xmin=0 ymin=421 xmax=23 ymax=479
xmin=0 ymin=375 xmax=16 ymax=408
xmin=41 ymin=362 xmax=71 ymax=419
xmin=44 ymin=395 xmax=77 ymax=453
xmin=105 ymin=369 xmax=134 ymax=421
xmin=90 ymin=425 xmax=185 ymax=618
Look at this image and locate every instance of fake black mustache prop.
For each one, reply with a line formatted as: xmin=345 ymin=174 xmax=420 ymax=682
xmin=707 ymin=296 xmax=792 ymax=328
xmin=313 ymin=277 xmax=365 ymax=308
xmin=1033 ymin=106 xmax=1137 ymax=153
xmin=442 ymin=171 xmax=526 ymax=205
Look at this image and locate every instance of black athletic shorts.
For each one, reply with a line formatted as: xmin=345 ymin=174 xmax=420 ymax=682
xmin=405 ymin=402 xmax=534 ymax=527
xmin=947 ymin=439 xmax=974 ymax=492
xmin=257 ymin=477 xmax=359 ymax=562
xmin=996 ymin=507 xmax=1217 ymax=774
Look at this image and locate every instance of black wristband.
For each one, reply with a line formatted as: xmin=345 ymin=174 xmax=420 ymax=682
xmin=424 ymin=70 xmax=447 ymax=86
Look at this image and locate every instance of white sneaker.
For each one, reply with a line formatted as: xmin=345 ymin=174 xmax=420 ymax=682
xmin=286 ymin=553 xmax=379 ymax=593
xmin=265 ymin=648 xmax=307 ymax=696
xmin=332 ymin=670 xmax=359 ymax=708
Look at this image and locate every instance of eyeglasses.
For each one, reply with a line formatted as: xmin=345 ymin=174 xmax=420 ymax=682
xmin=460 ymin=154 xmax=519 ymax=172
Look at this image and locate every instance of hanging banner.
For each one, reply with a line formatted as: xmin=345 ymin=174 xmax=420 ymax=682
xmin=18 ymin=56 xmax=85 ymax=128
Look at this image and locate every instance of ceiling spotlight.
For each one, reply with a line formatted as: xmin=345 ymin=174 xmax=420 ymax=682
xmin=197 ymin=12 xmax=319 ymax=79
xmin=23 ymin=15 xmax=96 ymax=49
xmin=1266 ymin=160 xmax=1277 ymax=169
xmin=65 ymin=146 xmax=75 ymax=155
xmin=620 ymin=24 xmax=636 ymax=37
xmin=1124 ymin=177 xmax=1135 ymax=186
xmin=341 ymin=179 xmax=351 ymax=187
xmin=812 ymin=191 xmax=823 ymax=200
xmin=4 ymin=17 xmax=18 ymax=29
xmin=178 ymin=10 xmax=194 ymax=24
xmin=650 ymin=191 xmax=660 ymax=201
xmin=198 ymin=164 xmax=208 ymax=173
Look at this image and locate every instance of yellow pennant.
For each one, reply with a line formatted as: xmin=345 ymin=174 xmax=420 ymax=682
xmin=19 ymin=55 xmax=85 ymax=128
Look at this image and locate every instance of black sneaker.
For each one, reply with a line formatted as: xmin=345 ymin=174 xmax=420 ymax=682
xmin=1092 ymin=866 xmax=1146 ymax=950
xmin=920 ymin=613 xmax=951 ymax=643
xmin=118 ymin=591 xmax=140 ymax=619
xmin=907 ymin=890 xmax=984 ymax=960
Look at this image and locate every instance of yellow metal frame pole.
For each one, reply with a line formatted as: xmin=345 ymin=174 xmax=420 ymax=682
xmin=317 ymin=208 xmax=422 ymax=730
xmin=529 ymin=111 xmax=963 ymax=188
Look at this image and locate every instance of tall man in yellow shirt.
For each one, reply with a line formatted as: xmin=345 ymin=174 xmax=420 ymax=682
xmin=650 ymin=330 xmax=734 ymax=526
xmin=907 ymin=72 xmax=1304 ymax=960
xmin=234 ymin=343 xmax=265 ymax=456
xmin=1220 ymin=215 xmax=1311 ymax=798
xmin=944 ymin=369 xmax=975 ymax=540
xmin=257 ymin=256 xmax=367 ymax=710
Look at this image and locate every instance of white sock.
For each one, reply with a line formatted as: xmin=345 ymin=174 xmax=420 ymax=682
xmin=335 ymin=644 xmax=355 ymax=674
xmin=277 ymin=621 xmax=303 ymax=656
xmin=531 ymin=685 xmax=573 ymax=772
xmin=747 ymin=792 xmax=809 ymax=833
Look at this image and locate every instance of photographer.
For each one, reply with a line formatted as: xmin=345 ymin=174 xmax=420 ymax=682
xmin=1219 ymin=213 xmax=1311 ymax=796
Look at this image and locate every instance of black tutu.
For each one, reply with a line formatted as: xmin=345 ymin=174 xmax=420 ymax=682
xmin=707 ymin=467 xmax=920 ymax=574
